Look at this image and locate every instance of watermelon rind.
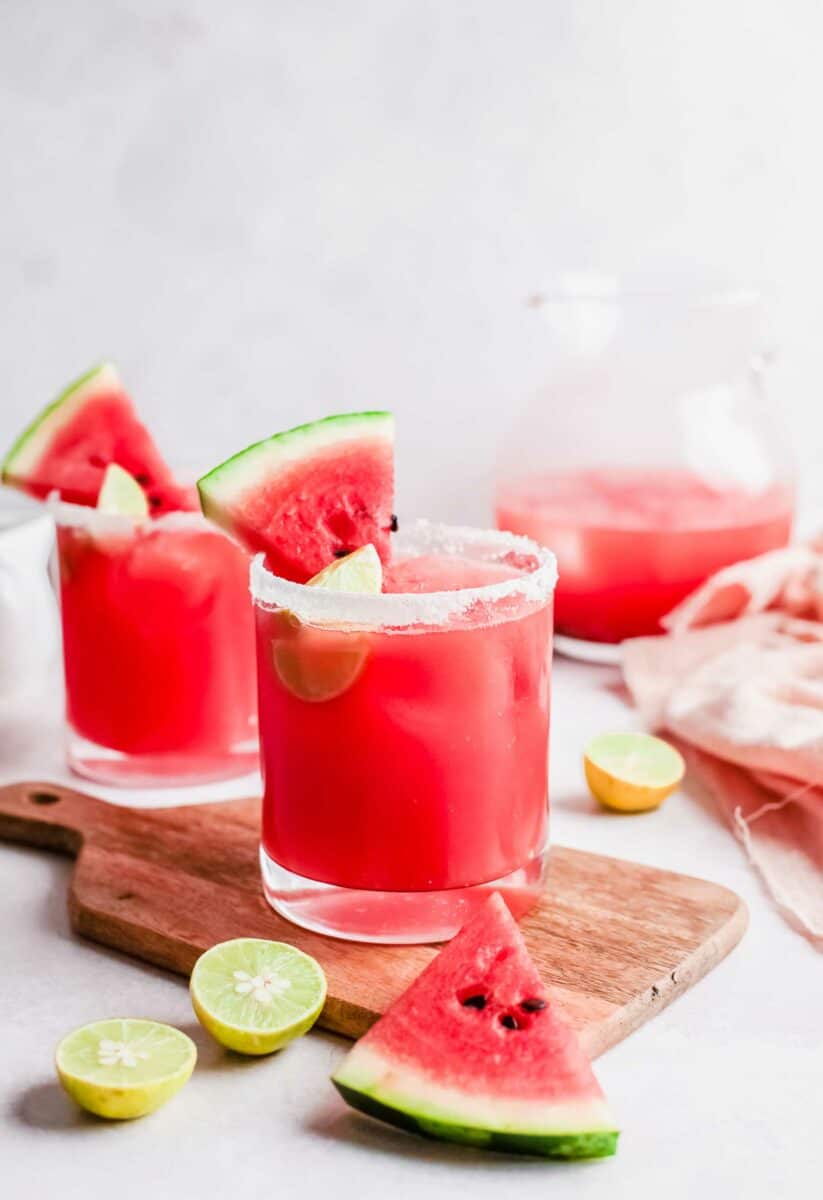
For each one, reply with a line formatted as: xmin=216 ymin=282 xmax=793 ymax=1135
xmin=196 ymin=411 xmax=393 ymax=527
xmin=1 ymin=362 xmax=118 ymax=483
xmin=333 ymin=1044 xmax=619 ymax=1160
xmin=331 ymin=894 xmax=619 ymax=1162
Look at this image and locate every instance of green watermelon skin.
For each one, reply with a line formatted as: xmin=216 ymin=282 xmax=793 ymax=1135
xmin=332 ymin=893 xmax=619 ymax=1160
xmin=197 ymin=412 xmax=394 ymax=583
xmin=334 ymin=1082 xmax=618 ymax=1159
xmin=2 ymin=363 xmax=194 ymax=515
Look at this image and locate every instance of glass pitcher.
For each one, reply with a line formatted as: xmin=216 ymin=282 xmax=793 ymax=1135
xmin=495 ymin=273 xmax=795 ymax=658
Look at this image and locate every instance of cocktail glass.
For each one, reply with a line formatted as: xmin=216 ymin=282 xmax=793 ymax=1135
xmin=495 ymin=276 xmax=795 ymax=657
xmin=253 ymin=520 xmax=556 ymax=943
xmin=52 ymin=499 xmax=258 ymax=786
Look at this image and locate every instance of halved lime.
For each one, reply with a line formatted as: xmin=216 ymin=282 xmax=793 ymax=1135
xmin=307 ymin=543 xmax=382 ymax=591
xmin=97 ymin=462 xmax=149 ymax=518
xmin=190 ymin=938 xmax=327 ymax=1055
xmin=55 ymin=1019 xmax=196 ymax=1119
xmin=273 ymin=621 xmax=371 ymax=702
xmin=584 ymin=731 xmax=685 ymax=813
xmin=273 ymin=544 xmax=380 ymax=702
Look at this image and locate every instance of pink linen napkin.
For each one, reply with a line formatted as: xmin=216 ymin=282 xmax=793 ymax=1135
xmin=622 ymin=545 xmax=823 ymax=947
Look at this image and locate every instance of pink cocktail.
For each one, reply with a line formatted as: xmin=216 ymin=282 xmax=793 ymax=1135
xmin=497 ymin=468 xmax=793 ymax=643
xmin=253 ymin=521 xmax=556 ymax=943
xmin=54 ymin=502 xmax=258 ymax=785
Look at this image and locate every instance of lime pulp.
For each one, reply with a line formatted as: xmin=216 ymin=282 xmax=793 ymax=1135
xmin=586 ymin=731 xmax=684 ymax=786
xmin=190 ymin=938 xmax=327 ymax=1055
xmin=56 ymin=1018 xmax=196 ymax=1119
xmin=307 ymin=543 xmax=382 ymax=592
xmin=273 ymin=544 xmax=380 ymax=702
xmin=584 ymin=731 xmax=685 ymax=813
xmin=96 ymin=462 xmax=149 ymax=517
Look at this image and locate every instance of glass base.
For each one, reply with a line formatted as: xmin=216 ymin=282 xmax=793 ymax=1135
xmin=554 ymin=633 xmax=623 ymax=665
xmin=67 ymin=727 xmax=259 ymax=788
xmin=260 ymin=845 xmax=550 ymax=944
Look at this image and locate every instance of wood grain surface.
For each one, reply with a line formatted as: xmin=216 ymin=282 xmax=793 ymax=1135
xmin=0 ymin=780 xmax=748 ymax=1057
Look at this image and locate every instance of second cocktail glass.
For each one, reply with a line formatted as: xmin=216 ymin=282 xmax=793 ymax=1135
xmin=53 ymin=500 xmax=258 ymax=786
xmin=253 ymin=521 xmax=556 ymax=943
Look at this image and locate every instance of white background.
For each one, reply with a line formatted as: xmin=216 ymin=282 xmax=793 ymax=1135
xmin=1 ymin=5 xmax=821 ymax=1199
xmin=1 ymin=1 xmax=822 ymax=521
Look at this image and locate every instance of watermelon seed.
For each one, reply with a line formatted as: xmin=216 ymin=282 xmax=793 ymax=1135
xmin=334 ymin=548 xmax=352 ymax=558
xmin=390 ymin=514 xmax=399 ymax=532
xmin=135 ymin=473 xmax=151 ymax=486
xmin=148 ymin=495 xmax=163 ymax=508
xmin=520 ymin=998 xmax=547 ymax=1013
xmin=459 ymin=993 xmax=487 ymax=1010
xmin=500 ymin=1013 xmax=520 ymax=1030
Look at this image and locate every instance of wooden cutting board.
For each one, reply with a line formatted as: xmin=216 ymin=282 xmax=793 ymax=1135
xmin=0 ymin=780 xmax=747 ymax=1057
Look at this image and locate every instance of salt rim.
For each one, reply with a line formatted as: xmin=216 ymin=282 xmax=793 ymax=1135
xmin=250 ymin=519 xmax=557 ymax=629
xmin=47 ymin=493 xmax=215 ymax=535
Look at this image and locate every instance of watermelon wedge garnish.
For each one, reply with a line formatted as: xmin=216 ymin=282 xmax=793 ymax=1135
xmin=333 ymin=894 xmax=619 ymax=1159
xmin=197 ymin=412 xmax=394 ymax=582
xmin=1 ymin=363 xmax=194 ymax=515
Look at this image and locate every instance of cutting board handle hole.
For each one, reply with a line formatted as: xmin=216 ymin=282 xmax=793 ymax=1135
xmin=29 ymin=790 xmax=60 ymax=806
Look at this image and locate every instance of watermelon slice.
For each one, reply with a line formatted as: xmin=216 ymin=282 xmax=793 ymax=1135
xmin=197 ymin=412 xmax=394 ymax=582
xmin=333 ymin=894 xmax=619 ymax=1159
xmin=1 ymin=363 xmax=194 ymax=515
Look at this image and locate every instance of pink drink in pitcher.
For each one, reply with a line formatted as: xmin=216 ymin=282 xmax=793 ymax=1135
xmin=497 ymin=468 xmax=793 ymax=643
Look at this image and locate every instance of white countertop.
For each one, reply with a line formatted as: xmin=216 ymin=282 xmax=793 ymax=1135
xmin=1 ymin=656 xmax=819 ymax=1200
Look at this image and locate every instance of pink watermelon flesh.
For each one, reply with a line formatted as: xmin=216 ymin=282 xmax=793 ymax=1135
xmin=198 ymin=417 xmax=394 ymax=583
xmin=333 ymin=893 xmax=618 ymax=1159
xmin=3 ymin=372 xmax=194 ymax=516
